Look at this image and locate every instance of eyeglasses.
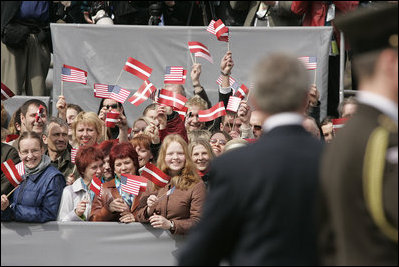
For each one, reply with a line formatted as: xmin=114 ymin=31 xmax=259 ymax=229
xmin=103 ymin=104 xmax=118 ymax=109
xmin=19 ymin=149 xmax=41 ymax=156
xmin=210 ymin=139 xmax=227 ymax=146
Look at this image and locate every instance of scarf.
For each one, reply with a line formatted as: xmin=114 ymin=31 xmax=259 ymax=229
xmin=25 ymin=154 xmax=52 ymax=176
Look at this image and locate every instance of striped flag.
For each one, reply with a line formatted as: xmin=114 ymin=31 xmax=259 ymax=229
xmin=332 ymin=118 xmax=349 ymax=133
xmin=216 ymin=75 xmax=236 ymax=87
xmin=141 ymin=162 xmax=171 ymax=187
xmin=173 ymin=106 xmax=188 ymax=121
xmin=122 ymin=174 xmax=148 ymax=192
xmin=94 ymin=83 xmax=114 ymax=99
xmin=188 ymin=41 xmax=213 ymax=64
xmin=207 ymin=20 xmax=217 ymax=35
xmin=109 ymin=85 xmax=130 ymax=104
xmin=198 ymin=101 xmax=226 ymax=122
xmin=15 ymin=161 xmax=25 ymax=177
xmin=120 ymin=174 xmax=143 ymax=196
xmin=172 ymin=69 xmax=187 ymax=85
xmin=234 ymin=84 xmax=249 ymax=99
xmin=298 ymin=56 xmax=317 ymax=70
xmin=123 ymin=57 xmax=153 ymax=81
xmin=214 ymin=19 xmax=229 ymax=42
xmin=105 ymin=111 xmax=120 ymax=128
xmin=226 ymin=96 xmax=241 ymax=113
xmin=157 ymin=89 xmax=188 ymax=110
xmin=90 ymin=175 xmax=103 ymax=197
xmin=1 ymin=159 xmax=23 ymax=187
xmin=71 ymin=148 xmax=78 ymax=164
xmin=35 ymin=105 xmax=46 ymax=122
xmin=1 ymin=83 xmax=15 ymax=100
xmin=128 ymin=80 xmax=157 ymax=107
xmin=61 ymin=65 xmax=87 ymax=84
xmin=164 ymin=66 xmax=184 ymax=84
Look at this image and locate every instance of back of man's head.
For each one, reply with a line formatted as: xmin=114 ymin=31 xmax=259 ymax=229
xmin=251 ymin=53 xmax=309 ymax=115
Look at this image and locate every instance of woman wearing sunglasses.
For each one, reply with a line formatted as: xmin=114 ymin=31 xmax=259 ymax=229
xmin=97 ymin=98 xmax=128 ymax=141
xmin=209 ymin=130 xmax=232 ymax=157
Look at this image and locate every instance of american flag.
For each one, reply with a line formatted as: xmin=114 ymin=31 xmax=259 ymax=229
xmin=120 ymin=174 xmax=143 ymax=196
xmin=207 ymin=20 xmax=217 ymax=35
xmin=94 ymin=83 xmax=114 ymax=99
xmin=164 ymin=66 xmax=184 ymax=84
xmin=71 ymin=148 xmax=78 ymax=164
xmin=15 ymin=161 xmax=25 ymax=176
xmin=1 ymin=159 xmax=23 ymax=188
xmin=226 ymin=96 xmax=241 ymax=113
xmin=216 ymin=75 xmax=236 ymax=87
xmin=61 ymin=65 xmax=87 ymax=84
xmin=298 ymin=56 xmax=317 ymax=70
xmin=198 ymin=101 xmax=227 ymax=122
xmin=1 ymin=82 xmax=15 ymax=100
xmin=109 ymin=85 xmax=130 ymax=104
xmin=128 ymin=80 xmax=157 ymax=107
xmin=124 ymin=57 xmax=153 ymax=81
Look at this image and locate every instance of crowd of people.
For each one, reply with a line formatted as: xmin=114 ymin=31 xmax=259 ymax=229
xmin=1 ymin=1 xmax=397 ymax=266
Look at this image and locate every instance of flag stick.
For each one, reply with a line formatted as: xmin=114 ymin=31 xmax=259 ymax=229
xmin=227 ymin=32 xmax=230 ymax=51
xmin=313 ymin=69 xmax=317 ymax=85
xmin=6 ymin=186 xmax=18 ymax=198
xmin=61 ymin=80 xmax=64 ymax=96
xmin=114 ymin=69 xmax=124 ymax=86
xmin=189 ymin=53 xmax=195 ymax=65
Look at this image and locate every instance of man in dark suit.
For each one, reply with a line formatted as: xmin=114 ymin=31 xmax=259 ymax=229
xmin=178 ymin=53 xmax=323 ymax=265
xmin=319 ymin=4 xmax=398 ymax=266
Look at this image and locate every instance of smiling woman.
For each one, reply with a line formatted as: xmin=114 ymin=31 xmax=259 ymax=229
xmin=71 ymin=111 xmax=103 ymax=147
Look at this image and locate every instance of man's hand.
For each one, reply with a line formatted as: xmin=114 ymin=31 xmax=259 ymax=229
xmin=237 ymin=101 xmax=251 ymax=125
xmin=220 ymin=51 xmax=234 ymax=75
xmin=56 ymin=95 xmax=67 ymax=120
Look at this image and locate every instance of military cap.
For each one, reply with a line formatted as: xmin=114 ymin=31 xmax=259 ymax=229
xmin=334 ymin=3 xmax=398 ymax=55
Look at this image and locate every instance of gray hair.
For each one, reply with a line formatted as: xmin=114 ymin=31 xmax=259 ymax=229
xmin=251 ymin=53 xmax=310 ymax=114
xmin=43 ymin=117 xmax=69 ymax=137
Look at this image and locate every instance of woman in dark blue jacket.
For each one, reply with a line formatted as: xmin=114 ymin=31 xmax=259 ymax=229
xmin=1 ymin=131 xmax=66 ymax=222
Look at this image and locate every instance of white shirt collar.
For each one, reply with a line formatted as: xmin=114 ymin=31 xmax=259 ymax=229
xmin=263 ymin=112 xmax=304 ymax=133
xmin=357 ymin=91 xmax=398 ymax=123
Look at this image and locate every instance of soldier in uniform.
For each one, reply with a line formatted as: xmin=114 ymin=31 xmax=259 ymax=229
xmin=319 ymin=3 xmax=398 ymax=265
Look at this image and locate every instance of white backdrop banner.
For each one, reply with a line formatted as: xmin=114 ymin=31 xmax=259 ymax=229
xmin=50 ymin=24 xmax=333 ymax=125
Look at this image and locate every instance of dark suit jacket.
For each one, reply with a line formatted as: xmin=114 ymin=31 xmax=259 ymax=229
xmin=1 ymin=142 xmax=21 ymax=195
xmin=319 ymin=103 xmax=398 ymax=265
xmin=178 ymin=124 xmax=323 ymax=265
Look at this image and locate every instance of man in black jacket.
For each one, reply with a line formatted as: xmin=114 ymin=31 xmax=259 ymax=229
xmin=178 ymin=53 xmax=322 ymax=265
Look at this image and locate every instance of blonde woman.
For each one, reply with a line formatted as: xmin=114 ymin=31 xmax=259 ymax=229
xmin=188 ymin=139 xmax=215 ymax=189
xmin=135 ymin=134 xmax=206 ymax=235
xmin=71 ymin=111 xmax=103 ymax=147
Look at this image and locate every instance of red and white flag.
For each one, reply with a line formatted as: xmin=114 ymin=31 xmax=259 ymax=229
xmin=71 ymin=148 xmax=78 ymax=164
xmin=90 ymin=175 xmax=103 ymax=197
xmin=332 ymin=118 xmax=349 ymax=133
xmin=173 ymin=106 xmax=188 ymax=121
xmin=173 ymin=69 xmax=187 ymax=85
xmin=298 ymin=56 xmax=317 ymax=70
xmin=157 ymin=89 xmax=188 ymax=110
xmin=164 ymin=66 xmax=184 ymax=84
xmin=226 ymin=96 xmax=241 ymax=113
xmin=1 ymin=83 xmax=15 ymax=100
xmin=94 ymin=83 xmax=114 ymax=99
xmin=123 ymin=57 xmax=153 ymax=81
xmin=128 ymin=80 xmax=157 ymax=106
xmin=234 ymin=84 xmax=250 ymax=99
xmin=1 ymin=159 xmax=23 ymax=187
xmin=15 ymin=161 xmax=25 ymax=176
xmin=214 ymin=19 xmax=229 ymax=42
xmin=35 ymin=105 xmax=46 ymax=122
xmin=120 ymin=174 xmax=145 ymax=196
xmin=141 ymin=162 xmax=171 ymax=187
xmin=188 ymin=41 xmax=213 ymax=64
xmin=216 ymin=75 xmax=236 ymax=87
xmin=61 ymin=64 xmax=87 ymax=84
xmin=198 ymin=101 xmax=227 ymax=122
xmin=109 ymin=85 xmax=130 ymax=104
xmin=105 ymin=111 xmax=120 ymax=128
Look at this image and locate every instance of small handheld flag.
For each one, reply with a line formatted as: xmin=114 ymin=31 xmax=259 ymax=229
xmin=90 ymin=175 xmax=103 ymax=197
xmin=123 ymin=57 xmax=153 ymax=81
xmin=94 ymin=83 xmax=114 ymax=99
xmin=105 ymin=111 xmax=120 ymax=128
xmin=226 ymin=96 xmax=241 ymax=113
xmin=157 ymin=89 xmax=188 ymax=110
xmin=109 ymin=85 xmax=130 ymax=104
xmin=298 ymin=56 xmax=317 ymax=70
xmin=61 ymin=64 xmax=88 ymax=84
xmin=164 ymin=66 xmax=184 ymax=84
xmin=128 ymin=80 xmax=157 ymax=107
xmin=1 ymin=159 xmax=23 ymax=187
xmin=1 ymin=83 xmax=15 ymax=100
xmin=198 ymin=102 xmax=227 ymax=122
xmin=141 ymin=163 xmax=171 ymax=187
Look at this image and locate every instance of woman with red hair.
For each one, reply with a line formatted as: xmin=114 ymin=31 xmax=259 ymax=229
xmin=89 ymin=142 xmax=140 ymax=223
xmin=57 ymin=145 xmax=104 ymax=221
xmin=130 ymin=134 xmax=154 ymax=169
xmin=97 ymin=140 xmax=117 ymax=182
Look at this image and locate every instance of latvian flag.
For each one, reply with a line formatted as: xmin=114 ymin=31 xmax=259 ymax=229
xmin=234 ymin=84 xmax=249 ymax=100
xmin=120 ymin=174 xmax=146 ymax=196
xmin=35 ymin=105 xmax=46 ymax=122
xmin=173 ymin=106 xmax=188 ymax=121
xmin=332 ymin=118 xmax=349 ymax=133
xmin=90 ymin=175 xmax=103 ymax=197
xmin=207 ymin=19 xmax=229 ymax=42
xmin=216 ymin=75 xmax=236 ymax=87
xmin=157 ymin=89 xmax=187 ymax=110
xmin=298 ymin=56 xmax=317 ymax=70
xmin=164 ymin=66 xmax=184 ymax=84
xmin=188 ymin=41 xmax=213 ymax=64
xmin=226 ymin=96 xmax=241 ymax=113
xmin=128 ymin=80 xmax=157 ymax=106
xmin=198 ymin=101 xmax=226 ymax=122
xmin=141 ymin=162 xmax=171 ymax=187
xmin=124 ymin=57 xmax=153 ymax=81
xmin=1 ymin=159 xmax=23 ymax=187
xmin=71 ymin=148 xmax=78 ymax=164
xmin=105 ymin=111 xmax=120 ymax=128
xmin=1 ymin=82 xmax=15 ymax=100
xmin=94 ymin=83 xmax=114 ymax=99
xmin=109 ymin=85 xmax=130 ymax=104
xmin=61 ymin=64 xmax=87 ymax=84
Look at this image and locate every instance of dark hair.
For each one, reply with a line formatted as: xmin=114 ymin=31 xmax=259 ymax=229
xmin=76 ymin=145 xmax=104 ymax=177
xmin=96 ymin=98 xmax=125 ymax=116
xmin=67 ymin=103 xmax=84 ymax=114
xmin=17 ymin=131 xmax=44 ymax=151
xmin=320 ymin=116 xmax=335 ymax=127
xmin=20 ymin=99 xmax=48 ymax=117
xmin=210 ymin=129 xmax=232 ymax=142
xmin=109 ymin=142 xmax=139 ymax=175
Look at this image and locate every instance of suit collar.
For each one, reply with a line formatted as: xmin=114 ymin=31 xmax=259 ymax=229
xmin=263 ymin=112 xmax=304 ymax=133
